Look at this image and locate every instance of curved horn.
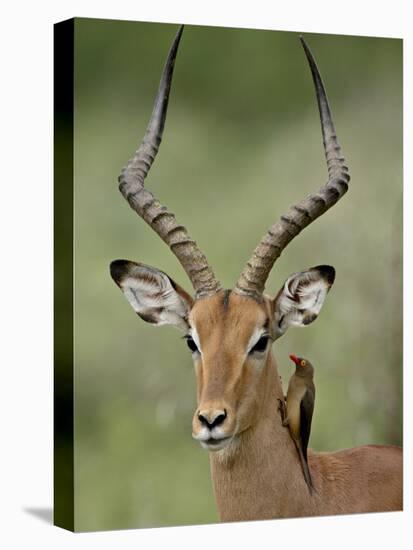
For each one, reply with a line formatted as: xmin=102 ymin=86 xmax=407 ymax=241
xmin=118 ymin=26 xmax=221 ymax=298
xmin=235 ymin=36 xmax=350 ymax=299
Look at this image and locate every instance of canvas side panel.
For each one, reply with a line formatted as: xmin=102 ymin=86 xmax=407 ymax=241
xmin=54 ymin=18 xmax=75 ymax=532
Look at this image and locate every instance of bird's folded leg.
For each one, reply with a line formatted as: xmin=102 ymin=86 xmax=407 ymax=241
xmin=278 ymin=398 xmax=288 ymax=424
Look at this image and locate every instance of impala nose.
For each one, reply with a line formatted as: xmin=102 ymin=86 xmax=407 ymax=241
xmin=198 ymin=409 xmax=227 ymax=430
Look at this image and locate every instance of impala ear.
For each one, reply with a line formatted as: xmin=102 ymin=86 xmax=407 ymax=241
xmin=110 ymin=260 xmax=194 ymax=331
xmin=272 ymin=265 xmax=335 ymax=339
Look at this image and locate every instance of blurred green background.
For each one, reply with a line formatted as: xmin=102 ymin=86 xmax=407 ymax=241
xmin=73 ymin=18 xmax=402 ymax=531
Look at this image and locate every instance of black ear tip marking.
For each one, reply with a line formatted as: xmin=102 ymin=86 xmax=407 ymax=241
xmin=303 ymin=313 xmax=318 ymax=326
xmin=110 ymin=259 xmax=130 ymax=283
xmin=314 ymin=265 xmax=336 ymax=285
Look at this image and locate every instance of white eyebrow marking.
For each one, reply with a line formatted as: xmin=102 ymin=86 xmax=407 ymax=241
xmin=190 ymin=326 xmax=202 ymax=354
xmin=246 ymin=326 xmax=268 ymax=354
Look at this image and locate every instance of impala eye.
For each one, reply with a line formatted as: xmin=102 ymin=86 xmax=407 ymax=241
xmin=185 ymin=335 xmax=199 ymax=354
xmin=250 ymin=334 xmax=270 ymax=354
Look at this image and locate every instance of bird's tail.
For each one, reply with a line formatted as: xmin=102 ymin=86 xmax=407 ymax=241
xmin=297 ymin=444 xmax=314 ymax=495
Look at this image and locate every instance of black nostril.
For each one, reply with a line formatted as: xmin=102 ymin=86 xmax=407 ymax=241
xmin=198 ymin=414 xmax=207 ymax=427
xmin=198 ymin=409 xmax=227 ymax=429
xmin=212 ymin=410 xmax=227 ymax=428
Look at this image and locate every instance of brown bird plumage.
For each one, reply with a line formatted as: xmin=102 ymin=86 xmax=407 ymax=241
xmin=280 ymin=354 xmax=315 ymax=493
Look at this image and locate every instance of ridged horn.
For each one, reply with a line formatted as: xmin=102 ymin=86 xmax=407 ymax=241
xmin=235 ymin=36 xmax=350 ymax=299
xmin=118 ymin=26 xmax=221 ymax=298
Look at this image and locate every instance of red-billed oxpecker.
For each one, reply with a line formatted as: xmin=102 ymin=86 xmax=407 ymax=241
xmin=281 ymin=354 xmax=316 ymax=493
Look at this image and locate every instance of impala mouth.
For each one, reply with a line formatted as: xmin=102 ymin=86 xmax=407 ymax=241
xmin=192 ymin=424 xmax=234 ymax=451
xmin=199 ymin=436 xmax=232 ymax=451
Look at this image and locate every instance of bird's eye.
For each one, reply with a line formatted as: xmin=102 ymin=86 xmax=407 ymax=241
xmin=250 ymin=335 xmax=270 ymax=354
xmin=300 ymin=360 xmax=306 ymax=367
xmin=185 ymin=335 xmax=199 ymax=354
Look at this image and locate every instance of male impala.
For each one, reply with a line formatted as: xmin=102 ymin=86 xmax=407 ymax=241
xmin=110 ymin=26 xmax=402 ymax=520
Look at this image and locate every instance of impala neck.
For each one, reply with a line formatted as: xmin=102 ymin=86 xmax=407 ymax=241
xmin=209 ymin=352 xmax=313 ymax=521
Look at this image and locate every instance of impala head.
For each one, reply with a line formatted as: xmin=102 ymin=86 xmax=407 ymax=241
xmin=110 ymin=27 xmax=349 ymax=452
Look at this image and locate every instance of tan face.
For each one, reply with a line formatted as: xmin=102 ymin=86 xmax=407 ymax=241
xmin=188 ymin=291 xmax=273 ymax=451
xmin=111 ymin=261 xmax=335 ymax=453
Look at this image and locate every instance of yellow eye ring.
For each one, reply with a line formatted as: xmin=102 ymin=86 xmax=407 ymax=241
xmin=300 ymin=360 xmax=306 ymax=367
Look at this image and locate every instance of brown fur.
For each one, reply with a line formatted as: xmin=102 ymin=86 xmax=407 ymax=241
xmin=190 ymin=291 xmax=403 ymax=521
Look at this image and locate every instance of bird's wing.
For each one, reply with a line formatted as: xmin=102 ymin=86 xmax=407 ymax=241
xmin=300 ymin=388 xmax=315 ymax=461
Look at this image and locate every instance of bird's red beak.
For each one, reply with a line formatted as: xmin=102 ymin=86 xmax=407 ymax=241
xmin=289 ymin=354 xmax=300 ymax=366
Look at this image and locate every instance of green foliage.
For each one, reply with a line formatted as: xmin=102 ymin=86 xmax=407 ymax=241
xmin=72 ymin=18 xmax=402 ymax=531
